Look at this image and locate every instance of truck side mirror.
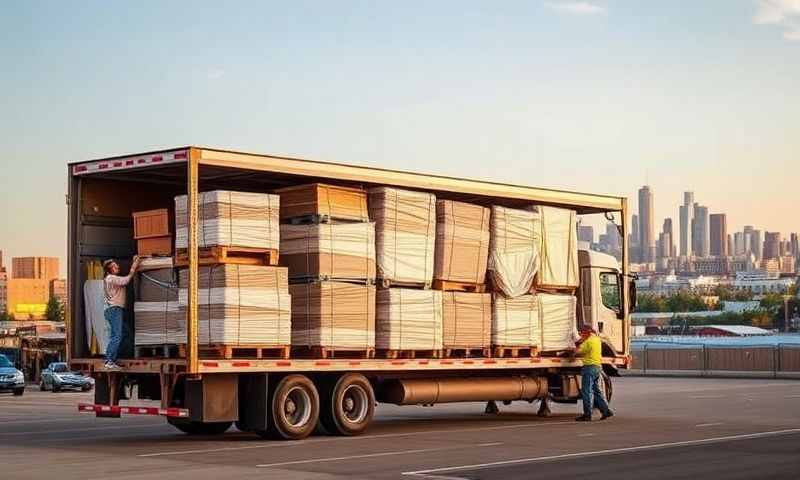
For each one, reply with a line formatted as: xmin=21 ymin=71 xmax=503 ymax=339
xmin=629 ymin=279 xmax=637 ymax=313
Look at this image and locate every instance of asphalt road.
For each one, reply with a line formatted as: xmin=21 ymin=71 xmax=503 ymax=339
xmin=1 ymin=377 xmax=799 ymax=479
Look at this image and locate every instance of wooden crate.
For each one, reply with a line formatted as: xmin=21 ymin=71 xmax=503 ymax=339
xmin=133 ymin=208 xmax=170 ymax=239
xmin=137 ymin=236 xmax=172 ymax=256
xmin=174 ymin=246 xmax=279 ymax=266
xmin=276 ymin=183 xmax=369 ymax=222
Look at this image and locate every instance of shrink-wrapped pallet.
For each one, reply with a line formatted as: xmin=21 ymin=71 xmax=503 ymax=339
xmin=491 ymin=294 xmax=539 ymax=347
xmin=135 ymin=268 xmax=182 ymax=346
xmin=175 ymin=190 xmax=280 ymax=250
xmin=442 ymin=292 xmax=492 ymax=349
xmin=533 ymin=206 xmax=578 ymax=288
xmin=290 ymin=281 xmax=375 ymax=349
xmin=376 ymin=288 xmax=443 ymax=351
xmin=435 ymin=200 xmax=490 ymax=285
xmin=276 ymin=183 xmax=369 ymax=222
xmin=177 ymin=265 xmax=291 ymax=346
xmin=538 ymin=293 xmax=578 ymax=351
xmin=368 ymin=187 xmax=436 ymax=286
xmin=280 ymin=222 xmax=376 ymax=281
xmin=488 ymin=206 xmax=540 ymax=297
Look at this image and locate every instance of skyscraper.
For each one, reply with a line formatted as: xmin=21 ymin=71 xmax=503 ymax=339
xmin=791 ymin=233 xmax=799 ymax=257
xmin=630 ymin=214 xmax=641 ymax=263
xmin=637 ymin=186 xmax=656 ymax=263
xmin=679 ymin=192 xmax=694 ymax=257
xmin=12 ymin=257 xmax=59 ymax=282
xmin=727 ymin=234 xmax=733 ymax=258
xmin=751 ymin=230 xmax=763 ymax=261
xmin=662 ymin=218 xmax=674 ymax=258
xmin=763 ymin=232 xmax=781 ymax=260
xmin=709 ymin=213 xmax=727 ymax=257
xmin=692 ymin=205 xmax=709 ymax=257
xmin=734 ymin=232 xmax=746 ymax=255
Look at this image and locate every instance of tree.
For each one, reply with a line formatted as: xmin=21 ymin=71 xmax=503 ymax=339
xmin=0 ymin=310 xmax=11 ymax=322
xmin=45 ymin=297 xmax=65 ymax=322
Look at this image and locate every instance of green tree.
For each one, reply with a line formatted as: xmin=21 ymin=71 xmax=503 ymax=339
xmin=0 ymin=310 xmax=11 ymax=322
xmin=45 ymin=297 xmax=65 ymax=322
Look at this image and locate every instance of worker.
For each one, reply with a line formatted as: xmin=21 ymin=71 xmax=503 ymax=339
xmin=102 ymin=256 xmax=142 ymax=370
xmin=573 ymin=325 xmax=613 ymax=422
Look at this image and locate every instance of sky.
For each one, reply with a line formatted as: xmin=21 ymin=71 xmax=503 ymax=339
xmin=0 ymin=1 xmax=798 ymax=274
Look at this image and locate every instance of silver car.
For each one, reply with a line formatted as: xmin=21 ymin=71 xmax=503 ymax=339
xmin=40 ymin=362 xmax=94 ymax=392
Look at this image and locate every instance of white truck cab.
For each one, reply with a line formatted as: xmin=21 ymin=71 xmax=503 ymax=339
xmin=577 ymin=249 xmax=632 ymax=356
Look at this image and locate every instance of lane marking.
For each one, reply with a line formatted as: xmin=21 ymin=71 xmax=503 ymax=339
xmin=138 ymin=420 xmax=572 ymax=457
xmin=785 ymin=394 xmax=800 ymax=398
xmin=578 ymin=433 xmax=596 ymax=437
xmin=257 ymin=442 xmax=502 ymax=468
xmin=695 ymin=423 xmax=724 ymax=428
xmin=402 ymin=428 xmax=800 ymax=476
xmin=689 ymin=395 xmax=723 ymax=399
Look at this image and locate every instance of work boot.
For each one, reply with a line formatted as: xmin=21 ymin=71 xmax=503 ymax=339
xmin=575 ymin=415 xmax=592 ymax=422
xmin=600 ymin=411 xmax=614 ymax=421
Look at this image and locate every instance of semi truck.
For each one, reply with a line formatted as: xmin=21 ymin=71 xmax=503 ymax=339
xmin=67 ymin=146 xmax=632 ymax=439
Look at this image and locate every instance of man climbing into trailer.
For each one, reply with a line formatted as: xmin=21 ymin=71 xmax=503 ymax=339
xmin=573 ymin=326 xmax=613 ymax=422
xmin=102 ymin=256 xmax=142 ymax=370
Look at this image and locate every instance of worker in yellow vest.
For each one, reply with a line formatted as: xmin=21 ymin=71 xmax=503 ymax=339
xmin=573 ymin=326 xmax=613 ymax=422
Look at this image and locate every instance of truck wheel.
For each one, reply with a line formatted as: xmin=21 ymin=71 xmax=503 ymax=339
xmin=168 ymin=418 xmax=232 ymax=435
xmin=259 ymin=374 xmax=319 ymax=440
xmin=320 ymin=373 xmax=374 ymax=436
xmin=601 ymin=371 xmax=613 ymax=403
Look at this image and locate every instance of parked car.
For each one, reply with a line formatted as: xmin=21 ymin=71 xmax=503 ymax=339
xmin=0 ymin=354 xmax=25 ymax=396
xmin=40 ymin=362 xmax=94 ymax=392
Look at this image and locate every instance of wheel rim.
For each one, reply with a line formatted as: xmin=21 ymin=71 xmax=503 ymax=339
xmin=283 ymin=386 xmax=312 ymax=428
xmin=341 ymin=384 xmax=369 ymax=424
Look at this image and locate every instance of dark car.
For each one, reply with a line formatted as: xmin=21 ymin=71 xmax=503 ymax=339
xmin=0 ymin=354 xmax=25 ymax=396
xmin=40 ymin=362 xmax=93 ymax=392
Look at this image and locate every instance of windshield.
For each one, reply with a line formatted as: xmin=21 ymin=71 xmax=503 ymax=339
xmin=52 ymin=363 xmax=69 ymax=373
xmin=0 ymin=355 xmax=13 ymax=368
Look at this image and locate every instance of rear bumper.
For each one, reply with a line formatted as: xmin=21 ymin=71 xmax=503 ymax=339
xmin=78 ymin=403 xmax=189 ymax=418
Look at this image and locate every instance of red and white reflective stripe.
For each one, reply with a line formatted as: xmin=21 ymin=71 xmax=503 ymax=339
xmin=78 ymin=403 xmax=189 ymax=418
xmin=72 ymin=150 xmax=188 ymax=175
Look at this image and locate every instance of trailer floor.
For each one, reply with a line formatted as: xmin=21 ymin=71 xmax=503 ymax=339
xmin=1 ymin=377 xmax=799 ymax=479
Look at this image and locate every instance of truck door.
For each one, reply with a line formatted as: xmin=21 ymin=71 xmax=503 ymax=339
xmin=597 ymin=270 xmax=624 ymax=354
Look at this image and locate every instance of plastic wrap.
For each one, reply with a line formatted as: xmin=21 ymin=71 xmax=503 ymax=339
xmin=280 ymin=222 xmax=376 ymax=281
xmin=368 ymin=187 xmax=436 ymax=285
xmin=435 ymin=200 xmax=490 ymax=284
xmin=488 ymin=206 xmax=540 ymax=297
xmin=290 ymin=281 xmax=375 ymax=349
xmin=442 ymin=292 xmax=492 ymax=348
xmin=175 ymin=190 xmax=280 ymax=250
xmin=534 ymin=206 xmax=578 ymax=288
xmin=376 ymin=288 xmax=443 ymax=351
xmin=491 ymin=294 xmax=539 ymax=347
xmin=83 ymin=280 xmax=109 ymax=352
xmin=538 ymin=293 xmax=579 ymax=351
xmin=177 ymin=265 xmax=291 ymax=346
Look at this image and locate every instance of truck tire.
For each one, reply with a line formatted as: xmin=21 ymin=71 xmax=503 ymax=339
xmin=258 ymin=374 xmax=319 ymax=440
xmin=319 ymin=373 xmax=374 ymax=436
xmin=601 ymin=371 xmax=613 ymax=403
xmin=168 ymin=418 xmax=232 ymax=435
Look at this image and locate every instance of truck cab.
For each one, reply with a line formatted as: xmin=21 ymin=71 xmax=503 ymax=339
xmin=577 ymin=249 xmax=630 ymax=357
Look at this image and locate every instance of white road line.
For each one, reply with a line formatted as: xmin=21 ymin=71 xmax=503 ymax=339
xmin=695 ymin=423 xmax=724 ymax=428
xmin=402 ymin=428 xmax=800 ymax=477
xmin=138 ymin=420 xmax=572 ymax=457
xmin=688 ymin=395 xmax=723 ymax=399
xmin=785 ymin=394 xmax=800 ymax=398
xmin=257 ymin=442 xmax=502 ymax=468
xmin=578 ymin=433 xmax=596 ymax=437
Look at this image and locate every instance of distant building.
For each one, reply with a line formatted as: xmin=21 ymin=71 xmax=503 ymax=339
xmin=12 ymin=257 xmax=59 ymax=282
xmin=695 ymin=325 xmax=771 ymax=337
xmin=692 ymin=205 xmax=709 ymax=257
xmin=679 ymin=192 xmax=694 ymax=257
xmin=791 ymin=233 xmax=799 ymax=257
xmin=733 ymin=270 xmax=794 ymax=293
xmin=779 ymin=255 xmax=796 ymax=274
xmin=709 ymin=213 xmax=727 ymax=257
xmin=577 ymin=224 xmax=594 ymax=244
xmin=662 ymin=218 xmax=675 ymax=258
xmin=763 ymin=232 xmax=781 ymax=260
xmin=6 ymin=278 xmax=49 ymax=320
xmin=638 ymin=186 xmax=656 ymax=263
xmin=49 ymin=279 xmax=67 ymax=308
xmin=0 ymin=269 xmax=7 ymax=314
xmin=693 ymin=256 xmax=730 ymax=276
xmin=748 ymin=228 xmax=762 ymax=261
xmin=729 ymin=254 xmax=757 ymax=274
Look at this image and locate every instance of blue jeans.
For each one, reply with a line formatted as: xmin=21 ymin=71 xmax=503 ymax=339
xmin=581 ymin=365 xmax=611 ymax=417
xmin=104 ymin=306 xmax=124 ymax=363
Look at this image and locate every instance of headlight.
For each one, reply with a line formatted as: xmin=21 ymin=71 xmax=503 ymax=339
xmin=15 ymin=371 xmax=24 ymax=381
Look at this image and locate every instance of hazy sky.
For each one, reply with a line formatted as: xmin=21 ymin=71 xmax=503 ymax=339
xmin=1 ymin=1 xmax=798 ymax=274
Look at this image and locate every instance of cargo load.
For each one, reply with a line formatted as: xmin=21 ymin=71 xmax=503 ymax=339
xmin=376 ymin=288 xmax=443 ymax=352
xmin=132 ymin=208 xmax=173 ymax=256
xmin=280 ymin=222 xmax=376 ymax=282
xmin=290 ymin=281 xmax=375 ymax=350
xmin=174 ymin=190 xmax=280 ymax=250
xmin=177 ymin=265 xmax=291 ymax=346
xmin=134 ymin=268 xmax=182 ymax=346
xmin=533 ymin=206 xmax=579 ymax=289
xmin=368 ymin=187 xmax=436 ymax=287
xmin=434 ymin=200 xmax=490 ymax=285
xmin=491 ymin=294 xmax=539 ymax=347
xmin=538 ymin=293 xmax=578 ymax=351
xmin=275 ymin=183 xmax=369 ymax=222
xmin=488 ymin=206 xmax=540 ymax=297
xmin=441 ymin=292 xmax=491 ymax=350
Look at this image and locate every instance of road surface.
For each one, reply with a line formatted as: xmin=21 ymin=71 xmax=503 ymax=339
xmin=1 ymin=377 xmax=799 ymax=479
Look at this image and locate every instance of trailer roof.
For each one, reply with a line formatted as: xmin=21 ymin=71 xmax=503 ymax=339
xmin=70 ymin=146 xmax=625 ymax=213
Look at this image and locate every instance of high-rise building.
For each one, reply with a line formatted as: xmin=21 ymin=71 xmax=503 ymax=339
xmin=0 ymin=269 xmax=7 ymax=314
xmin=0 ymin=249 xmax=4 ymax=271
xmin=734 ymin=232 xmax=746 ymax=255
xmin=577 ymin=224 xmax=594 ymax=244
xmin=12 ymin=257 xmax=60 ymax=282
xmin=638 ymin=186 xmax=656 ymax=263
xmin=662 ymin=218 xmax=675 ymax=258
xmin=748 ymin=228 xmax=762 ymax=261
xmin=679 ymin=192 xmax=694 ymax=257
xmin=791 ymin=233 xmax=799 ymax=257
xmin=709 ymin=213 xmax=727 ymax=257
xmin=727 ymin=234 xmax=734 ymax=259
xmin=763 ymin=232 xmax=781 ymax=260
xmin=657 ymin=232 xmax=672 ymax=259
xmin=692 ymin=205 xmax=709 ymax=257
xmin=630 ymin=214 xmax=641 ymax=263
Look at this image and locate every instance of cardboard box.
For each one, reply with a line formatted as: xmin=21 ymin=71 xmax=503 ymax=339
xmin=276 ymin=183 xmax=369 ymax=222
xmin=442 ymin=292 xmax=491 ymax=348
xmin=290 ymin=281 xmax=375 ymax=349
xmin=376 ymin=288 xmax=443 ymax=351
xmin=280 ymin=222 xmax=376 ymax=281
xmin=435 ymin=200 xmax=490 ymax=284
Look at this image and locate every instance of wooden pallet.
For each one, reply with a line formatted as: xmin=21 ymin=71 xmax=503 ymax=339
xmin=432 ymin=280 xmax=486 ymax=293
xmin=286 ymin=214 xmax=332 ymax=225
xmin=493 ymin=346 xmax=539 ymax=358
xmin=292 ymin=346 xmax=376 ymax=360
xmin=135 ymin=344 xmax=182 ymax=359
xmin=289 ymin=276 xmax=376 ymax=285
xmin=175 ymin=246 xmax=279 ymax=267
xmin=378 ymin=278 xmax=431 ymax=289
xmin=531 ymin=285 xmax=578 ymax=295
xmin=443 ymin=346 xmax=492 ymax=358
xmin=178 ymin=344 xmax=290 ymax=359
xmin=378 ymin=349 xmax=442 ymax=359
